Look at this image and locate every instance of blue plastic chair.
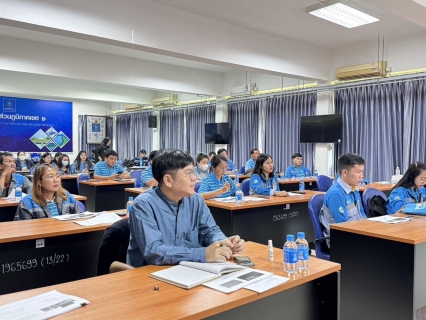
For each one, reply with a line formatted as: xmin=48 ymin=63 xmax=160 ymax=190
xmin=130 ymin=170 xmax=142 ymax=180
xmin=194 ymin=182 xmax=201 ymax=193
xmin=76 ymin=200 xmax=86 ymax=212
xmin=77 ymin=174 xmax=89 ymax=194
xmin=134 ymin=176 xmax=141 ymax=188
xmin=362 ymin=188 xmax=388 ymax=216
xmin=241 ymin=179 xmax=250 ymax=196
xmin=239 ymin=166 xmax=245 ymax=174
xmin=308 ymin=194 xmax=330 ymax=261
xmin=317 ymin=175 xmax=333 ymax=192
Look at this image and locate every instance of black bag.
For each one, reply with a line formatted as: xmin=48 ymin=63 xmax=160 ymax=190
xmin=122 ymin=158 xmax=135 ymax=168
xmin=367 ymin=195 xmax=387 ymax=217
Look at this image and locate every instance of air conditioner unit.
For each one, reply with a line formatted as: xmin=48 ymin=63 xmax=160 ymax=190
xmin=123 ymin=104 xmax=142 ymax=111
xmin=335 ymin=61 xmax=387 ymax=81
xmin=229 ymin=83 xmax=257 ymax=97
xmin=151 ymin=94 xmax=179 ymax=107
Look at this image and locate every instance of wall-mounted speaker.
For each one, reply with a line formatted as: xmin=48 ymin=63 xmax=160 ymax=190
xmin=148 ymin=115 xmax=157 ymax=128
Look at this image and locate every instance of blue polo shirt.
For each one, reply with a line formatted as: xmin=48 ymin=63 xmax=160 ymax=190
xmin=285 ymin=165 xmax=311 ymax=179
xmin=249 ymin=173 xmax=279 ymax=196
xmin=386 ymin=186 xmax=426 ymax=214
xmin=94 ymin=161 xmax=124 ymax=177
xmin=245 ymin=158 xmax=255 ymax=171
xmin=141 ymin=166 xmax=154 ymax=187
xmin=225 ymin=159 xmax=236 ymax=171
xmin=198 ymin=172 xmax=237 ymax=198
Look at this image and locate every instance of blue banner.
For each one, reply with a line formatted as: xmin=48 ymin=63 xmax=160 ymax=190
xmin=0 ymin=96 xmax=73 ymax=152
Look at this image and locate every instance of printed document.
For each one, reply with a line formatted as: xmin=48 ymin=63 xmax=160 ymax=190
xmin=74 ymin=212 xmax=121 ymax=226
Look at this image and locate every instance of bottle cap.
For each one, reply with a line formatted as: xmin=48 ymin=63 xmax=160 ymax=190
xmin=128 ymin=197 xmax=134 ymax=201
xmin=297 ymin=232 xmax=305 ymax=239
xmin=268 ymin=239 xmax=273 ymax=247
xmin=286 ymin=234 xmax=294 ymax=241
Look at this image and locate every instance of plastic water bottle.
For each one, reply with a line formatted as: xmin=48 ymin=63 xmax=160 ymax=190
xmin=123 ymin=166 xmax=128 ymax=173
xmin=127 ymin=197 xmax=134 ymax=214
xmin=283 ymin=235 xmax=298 ymax=274
xmin=395 ymin=166 xmax=400 ymax=176
xmin=295 ymin=232 xmax=309 ymax=271
xmin=234 ymin=169 xmax=239 ymax=184
xmin=314 ymin=169 xmax=318 ymax=178
xmin=139 ymin=160 xmax=143 ymax=167
xmin=280 ymin=171 xmax=285 ymax=181
xmin=305 ymin=171 xmax=310 ymax=178
xmin=291 ymin=170 xmax=296 ymax=180
xmin=15 ymin=186 xmax=22 ymax=201
xmin=299 ymin=180 xmax=305 ymax=191
xmin=235 ymin=189 xmax=243 ymax=206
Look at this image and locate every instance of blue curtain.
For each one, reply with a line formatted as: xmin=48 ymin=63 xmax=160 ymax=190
xmin=263 ymin=94 xmax=316 ymax=173
xmin=186 ymin=105 xmax=217 ymax=157
xmin=78 ymin=115 xmax=113 ymax=155
xmin=116 ymin=112 xmax=154 ymax=160
xmin=160 ymin=109 xmax=187 ymax=151
xmin=335 ymin=83 xmax=404 ymax=181
xmin=227 ymin=100 xmax=261 ymax=169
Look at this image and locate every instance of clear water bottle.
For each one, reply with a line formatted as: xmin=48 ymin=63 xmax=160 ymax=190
xmin=272 ymin=181 xmax=277 ymax=192
xmin=123 ymin=166 xmax=128 ymax=173
xmin=291 ymin=170 xmax=296 ymax=180
xmin=280 ymin=171 xmax=285 ymax=181
xmin=299 ymin=180 xmax=305 ymax=191
xmin=295 ymin=232 xmax=309 ymax=271
xmin=235 ymin=188 xmax=243 ymax=206
xmin=395 ymin=166 xmax=400 ymax=176
xmin=139 ymin=160 xmax=143 ymax=167
xmin=314 ymin=169 xmax=318 ymax=178
xmin=234 ymin=169 xmax=239 ymax=184
xmin=15 ymin=186 xmax=22 ymax=201
xmin=283 ymin=235 xmax=298 ymax=274
xmin=305 ymin=171 xmax=310 ymax=178
xmin=127 ymin=197 xmax=134 ymax=214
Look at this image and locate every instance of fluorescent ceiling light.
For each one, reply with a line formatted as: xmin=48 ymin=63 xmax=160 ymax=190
xmin=306 ymin=0 xmax=380 ymax=28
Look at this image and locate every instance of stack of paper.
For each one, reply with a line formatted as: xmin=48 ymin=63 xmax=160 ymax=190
xmin=74 ymin=213 xmax=122 ymax=226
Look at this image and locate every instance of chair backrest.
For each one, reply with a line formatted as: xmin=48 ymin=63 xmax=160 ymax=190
xmin=308 ymin=194 xmax=329 ymax=261
xmin=317 ymin=175 xmax=333 ymax=192
xmin=97 ymin=218 xmax=130 ymax=275
xmin=239 ymin=166 xmax=245 ymax=174
xmin=76 ymin=200 xmax=86 ymax=212
xmin=134 ymin=176 xmax=141 ymax=188
xmin=130 ymin=170 xmax=142 ymax=180
xmin=194 ymin=182 xmax=201 ymax=193
xmin=76 ymin=174 xmax=89 ymax=194
xmin=241 ymin=179 xmax=250 ymax=196
xmin=362 ymin=188 xmax=388 ymax=216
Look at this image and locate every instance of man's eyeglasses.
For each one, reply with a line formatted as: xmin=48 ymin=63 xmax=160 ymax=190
xmin=183 ymin=170 xmax=196 ymax=179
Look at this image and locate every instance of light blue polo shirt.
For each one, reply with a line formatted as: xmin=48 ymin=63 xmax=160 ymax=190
xmin=141 ymin=166 xmax=154 ymax=187
xmin=285 ymin=165 xmax=311 ymax=178
xmin=198 ymin=172 xmax=237 ymax=198
xmin=245 ymin=158 xmax=255 ymax=171
xmin=94 ymin=161 xmax=124 ymax=177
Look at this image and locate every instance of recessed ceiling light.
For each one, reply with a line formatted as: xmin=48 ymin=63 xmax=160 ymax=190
xmin=306 ymin=0 xmax=380 ymax=28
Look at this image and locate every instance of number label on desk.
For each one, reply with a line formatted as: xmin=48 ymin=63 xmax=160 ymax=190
xmin=1 ymin=253 xmax=69 ymax=274
xmin=36 ymin=239 xmax=45 ymax=248
xmin=272 ymin=211 xmax=299 ymax=222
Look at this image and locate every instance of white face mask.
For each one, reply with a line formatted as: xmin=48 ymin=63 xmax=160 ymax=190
xmin=19 ymin=156 xmax=26 ymax=161
xmin=200 ymin=164 xmax=209 ymax=171
xmin=62 ymin=161 xmax=69 ymax=166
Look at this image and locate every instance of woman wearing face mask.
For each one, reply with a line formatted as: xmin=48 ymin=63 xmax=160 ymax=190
xmin=194 ymin=153 xmax=209 ymax=181
xmin=57 ymin=154 xmax=75 ymax=175
xmin=15 ymin=151 xmax=35 ymax=172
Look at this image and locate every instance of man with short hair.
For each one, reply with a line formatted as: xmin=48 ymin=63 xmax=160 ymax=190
xmin=319 ymin=153 xmax=367 ymax=246
xmin=0 ymin=152 xmax=32 ymax=197
xmin=127 ymin=148 xmax=245 ymax=267
xmin=93 ymin=149 xmax=131 ymax=181
xmin=217 ymin=148 xmax=236 ymax=171
xmin=132 ymin=149 xmax=148 ymax=166
xmin=244 ymin=148 xmax=260 ymax=174
xmin=285 ymin=153 xmax=312 ymax=178
xmin=141 ymin=150 xmax=158 ymax=187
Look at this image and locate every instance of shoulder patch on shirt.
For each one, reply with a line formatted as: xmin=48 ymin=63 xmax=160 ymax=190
xmin=338 ymin=206 xmax=344 ymax=214
xmin=394 ymin=196 xmax=400 ymax=200
xmin=254 ymin=179 xmax=258 ymax=183
xmin=346 ymin=200 xmax=351 ymax=205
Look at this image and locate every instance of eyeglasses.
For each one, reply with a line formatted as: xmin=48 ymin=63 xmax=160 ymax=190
xmin=42 ymin=174 xmax=61 ymax=181
xmin=183 ymin=170 xmax=196 ymax=179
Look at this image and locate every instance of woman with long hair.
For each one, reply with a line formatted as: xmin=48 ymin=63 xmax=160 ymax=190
xmin=30 ymin=152 xmax=57 ymax=174
xmin=73 ymin=151 xmax=93 ymax=173
xmin=14 ymin=164 xmax=82 ymax=220
xmin=92 ymin=137 xmax=111 ymax=163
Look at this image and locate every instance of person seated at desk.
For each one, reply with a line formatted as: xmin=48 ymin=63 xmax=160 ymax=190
xmin=319 ymin=153 xmax=367 ymax=247
xmin=285 ymin=153 xmax=312 ymax=179
xmin=194 ymin=153 xmax=209 ymax=181
xmin=217 ymin=148 xmax=236 ymax=172
xmin=0 ymin=152 xmax=32 ymax=197
xmin=52 ymin=152 xmax=63 ymax=166
xmin=127 ymin=148 xmax=245 ymax=267
xmin=30 ymin=152 xmax=58 ymax=174
xmin=244 ymin=148 xmax=260 ymax=174
xmin=386 ymin=162 xmax=426 ymax=214
xmin=249 ymin=153 xmax=289 ymax=197
xmin=132 ymin=149 xmax=148 ymax=166
xmin=14 ymin=165 xmax=82 ymax=220
xmin=334 ymin=174 xmax=370 ymax=186
xmin=198 ymin=155 xmax=238 ymax=200
xmin=72 ymin=151 xmax=93 ymax=173
xmin=93 ymin=149 xmax=131 ymax=181
xmin=208 ymin=151 xmax=216 ymax=167
xmin=15 ymin=151 xmax=35 ymax=172
xmin=141 ymin=150 xmax=158 ymax=187
xmin=57 ymin=154 xmax=75 ymax=175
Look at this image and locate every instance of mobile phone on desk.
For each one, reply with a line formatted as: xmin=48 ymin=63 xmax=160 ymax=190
xmin=234 ymin=256 xmax=255 ymax=266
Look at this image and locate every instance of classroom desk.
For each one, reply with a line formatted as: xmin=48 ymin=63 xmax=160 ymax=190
xmin=330 ymin=218 xmax=426 ymax=320
xmin=205 ymin=191 xmax=321 ymax=248
xmin=0 ymin=212 xmax=126 ymax=295
xmin=60 ymin=174 xmax=80 ymax=195
xmin=128 ymin=166 xmax=147 ymax=171
xmin=228 ymin=174 xmax=251 ymax=182
xmin=358 ymin=182 xmax=395 ymax=197
xmin=0 ymin=195 xmax=86 ymax=222
xmin=79 ymin=180 xmax=135 ymax=212
xmin=124 ymin=187 xmax=149 ymax=202
xmin=279 ymin=178 xmax=317 ymax=191
xmin=0 ymin=242 xmax=341 ymax=320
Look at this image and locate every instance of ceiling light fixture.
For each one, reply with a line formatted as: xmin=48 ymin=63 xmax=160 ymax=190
xmin=306 ymin=0 xmax=380 ymax=28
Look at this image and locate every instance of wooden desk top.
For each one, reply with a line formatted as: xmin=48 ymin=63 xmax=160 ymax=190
xmin=73 ymin=194 xmax=87 ymax=201
xmin=125 ymin=187 xmax=149 ymax=194
xmin=205 ymin=190 xmax=323 ymax=210
xmin=228 ymin=174 xmax=250 ymax=180
xmin=278 ymin=178 xmax=317 ymax=185
xmin=0 ymin=195 xmax=86 ymax=208
xmin=80 ymin=179 xmax=135 ymax=186
xmin=0 ymin=242 xmax=340 ymax=319
xmin=0 ymin=211 xmax=127 ymax=244
xmin=330 ymin=217 xmax=426 ymax=245
xmin=358 ymin=182 xmax=395 ymax=192
xmin=60 ymin=175 xmax=81 ymax=180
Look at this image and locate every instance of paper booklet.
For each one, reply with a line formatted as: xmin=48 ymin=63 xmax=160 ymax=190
xmin=150 ymin=261 xmax=246 ymax=289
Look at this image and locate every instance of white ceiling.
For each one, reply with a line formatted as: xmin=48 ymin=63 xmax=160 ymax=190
xmin=146 ymin=0 xmax=424 ymax=50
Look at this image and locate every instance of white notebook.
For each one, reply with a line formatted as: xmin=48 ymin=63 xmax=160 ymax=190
xmin=150 ymin=261 xmax=245 ymax=289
